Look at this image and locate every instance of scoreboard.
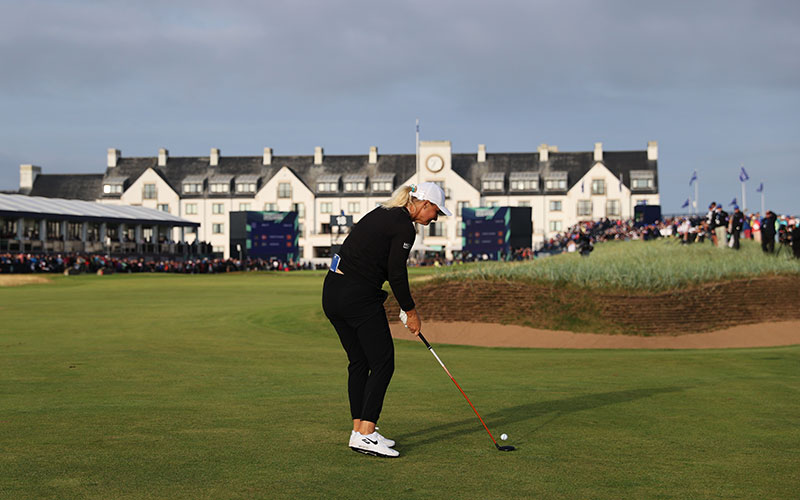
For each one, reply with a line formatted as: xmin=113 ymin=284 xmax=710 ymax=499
xmin=229 ymin=211 xmax=299 ymax=260
xmin=462 ymin=207 xmax=532 ymax=260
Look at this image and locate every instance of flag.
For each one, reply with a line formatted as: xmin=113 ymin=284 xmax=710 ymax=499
xmin=681 ymin=198 xmax=690 ymax=208
xmin=739 ymin=166 xmax=749 ymax=182
xmin=756 ymin=182 xmax=763 ymax=193
xmin=729 ymin=197 xmax=737 ymax=206
xmin=689 ymin=170 xmax=697 ymax=186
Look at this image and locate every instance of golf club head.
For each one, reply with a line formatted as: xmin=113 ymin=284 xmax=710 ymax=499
xmin=496 ymin=444 xmax=516 ymax=452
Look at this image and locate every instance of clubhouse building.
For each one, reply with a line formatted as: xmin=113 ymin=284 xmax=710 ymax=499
xmin=16 ymin=140 xmax=660 ymax=262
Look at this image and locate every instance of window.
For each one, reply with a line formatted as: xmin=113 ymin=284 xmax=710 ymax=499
xmin=487 ymin=201 xmax=500 ymax=208
xmin=427 ymin=222 xmax=444 ymax=237
xmin=636 ymin=199 xmax=648 ymax=206
xmin=158 ymin=204 xmax=170 ymax=213
xmin=320 ymin=202 xmax=333 ymax=214
xmin=236 ymin=183 xmax=257 ymax=193
xmin=347 ymin=202 xmax=361 ymax=214
xmin=143 ymin=184 xmax=156 ymax=199
xmin=103 ymin=184 xmax=123 ymax=194
xmin=264 ymin=203 xmax=277 ymax=211
xmin=457 ymin=224 xmax=463 ymax=237
xmin=545 ymin=179 xmax=567 ymax=190
xmin=297 ymin=223 xmax=304 ymax=234
xmin=510 ymin=179 xmax=538 ymax=191
xmin=549 ymin=220 xmax=562 ymax=232
xmin=239 ymin=203 xmax=251 ymax=211
xmin=183 ymin=183 xmax=202 ymax=193
xmin=185 ymin=203 xmax=198 ymax=215
xmin=212 ymin=223 xmax=224 ymax=234
xmin=549 ymin=200 xmax=562 ymax=212
xmin=293 ymin=203 xmax=305 ymax=219
xmin=577 ymin=200 xmax=593 ymax=216
xmin=318 ymin=181 xmax=338 ymax=192
xmin=210 ymin=183 xmax=229 ymax=193
xmin=606 ymin=200 xmax=621 ymax=217
xmin=482 ymin=180 xmax=503 ymax=191
xmin=212 ymin=203 xmax=224 ymax=214
xmin=372 ymin=181 xmax=393 ymax=192
xmin=278 ymin=182 xmax=292 ymax=198
xmin=212 ymin=245 xmax=225 ymax=253
xmin=632 ymin=178 xmax=654 ymax=189
xmin=344 ymin=181 xmax=365 ymax=192
xmin=457 ymin=201 xmax=469 ymax=217
xmin=591 ymin=179 xmax=605 ymax=195
xmin=518 ymin=201 xmax=531 ymax=207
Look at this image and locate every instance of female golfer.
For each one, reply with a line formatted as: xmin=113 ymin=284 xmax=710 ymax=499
xmin=322 ymin=182 xmax=451 ymax=458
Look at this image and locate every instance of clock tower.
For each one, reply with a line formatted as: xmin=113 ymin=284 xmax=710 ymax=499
xmin=418 ymin=141 xmax=452 ymax=183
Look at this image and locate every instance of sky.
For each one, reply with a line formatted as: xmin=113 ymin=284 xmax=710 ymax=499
xmin=1 ymin=0 xmax=798 ymax=214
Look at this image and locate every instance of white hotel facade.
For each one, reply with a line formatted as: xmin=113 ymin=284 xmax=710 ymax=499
xmin=19 ymin=140 xmax=659 ymax=262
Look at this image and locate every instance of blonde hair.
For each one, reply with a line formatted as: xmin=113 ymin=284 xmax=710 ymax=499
xmin=381 ymin=185 xmax=415 ymax=209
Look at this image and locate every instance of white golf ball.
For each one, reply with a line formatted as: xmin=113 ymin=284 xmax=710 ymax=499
xmin=500 ymin=433 xmax=508 ymax=441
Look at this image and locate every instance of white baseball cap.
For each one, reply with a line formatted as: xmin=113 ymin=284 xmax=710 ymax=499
xmin=410 ymin=182 xmax=452 ymax=216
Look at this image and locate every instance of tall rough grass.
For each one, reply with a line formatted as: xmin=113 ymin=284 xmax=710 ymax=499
xmin=436 ymin=239 xmax=800 ymax=292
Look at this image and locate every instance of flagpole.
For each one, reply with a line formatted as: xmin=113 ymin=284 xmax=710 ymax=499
xmin=741 ymin=181 xmax=746 ymax=212
xmin=761 ymin=183 xmax=765 ymax=215
xmin=694 ymin=179 xmax=699 ymax=216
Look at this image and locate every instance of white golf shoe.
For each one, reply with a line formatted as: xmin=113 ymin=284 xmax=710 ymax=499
xmin=351 ymin=428 xmax=395 ymax=448
xmin=349 ymin=431 xmax=399 ymax=458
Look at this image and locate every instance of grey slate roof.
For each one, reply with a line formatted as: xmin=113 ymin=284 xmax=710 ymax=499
xmin=22 ymin=148 xmax=656 ymax=201
xmin=28 ymin=174 xmax=104 ymax=201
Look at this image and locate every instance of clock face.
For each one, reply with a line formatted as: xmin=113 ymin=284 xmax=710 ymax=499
xmin=426 ymin=154 xmax=444 ymax=172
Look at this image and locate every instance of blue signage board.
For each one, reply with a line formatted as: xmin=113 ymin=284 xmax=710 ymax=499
xmin=462 ymin=207 xmax=511 ymax=259
xmin=245 ymin=211 xmax=298 ymax=259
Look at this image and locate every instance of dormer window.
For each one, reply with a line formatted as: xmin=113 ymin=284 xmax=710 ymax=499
xmin=509 ymin=172 xmax=539 ymax=191
xmin=343 ymin=174 xmax=366 ymax=193
xmin=103 ymin=184 xmax=123 ymax=194
xmin=209 ymin=174 xmax=234 ymax=194
xmin=481 ymin=172 xmax=505 ymax=192
xmin=545 ymin=172 xmax=568 ymax=191
xmin=182 ymin=175 xmax=206 ymax=194
xmin=316 ymin=174 xmax=340 ymax=193
xmin=371 ymin=173 xmax=395 ymax=193
xmin=102 ymin=176 xmax=127 ymax=195
xmin=630 ymin=170 xmax=655 ymax=190
xmin=235 ymin=175 xmax=260 ymax=194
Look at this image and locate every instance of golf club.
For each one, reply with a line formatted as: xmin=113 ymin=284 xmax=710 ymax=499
xmin=399 ymin=311 xmax=515 ymax=452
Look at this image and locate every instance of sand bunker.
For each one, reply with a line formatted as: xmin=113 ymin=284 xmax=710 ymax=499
xmin=0 ymin=275 xmax=51 ymax=287
xmin=390 ymin=320 xmax=800 ymax=349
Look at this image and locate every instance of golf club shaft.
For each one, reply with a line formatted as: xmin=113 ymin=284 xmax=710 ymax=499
xmin=418 ymin=332 xmax=499 ymax=446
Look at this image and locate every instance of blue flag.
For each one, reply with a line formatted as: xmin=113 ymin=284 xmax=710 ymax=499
xmin=739 ymin=167 xmax=749 ymax=182
xmin=681 ymin=198 xmax=690 ymax=208
xmin=756 ymin=182 xmax=763 ymax=193
xmin=729 ymin=197 xmax=737 ymax=206
xmin=689 ymin=170 xmax=697 ymax=186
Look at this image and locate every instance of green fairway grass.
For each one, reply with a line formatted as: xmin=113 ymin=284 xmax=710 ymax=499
xmin=2 ymin=272 xmax=799 ymax=499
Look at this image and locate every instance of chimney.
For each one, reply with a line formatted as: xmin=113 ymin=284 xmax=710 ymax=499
xmin=369 ymin=146 xmax=378 ymax=164
xmin=107 ymin=148 xmax=120 ymax=168
xmin=19 ymin=164 xmax=41 ymax=193
xmin=647 ymin=141 xmax=658 ymax=161
xmin=210 ymin=148 xmax=220 ymax=167
xmin=314 ymin=146 xmax=323 ymax=165
xmin=538 ymin=144 xmax=549 ymax=163
xmin=263 ymin=147 xmax=272 ymax=165
xmin=478 ymin=144 xmax=486 ymax=163
xmin=158 ymin=148 xmax=168 ymax=167
xmin=594 ymin=142 xmax=603 ymax=162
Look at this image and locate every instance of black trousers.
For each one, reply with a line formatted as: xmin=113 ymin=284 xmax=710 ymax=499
xmin=322 ymin=271 xmax=394 ymax=424
xmin=762 ymin=235 xmax=775 ymax=253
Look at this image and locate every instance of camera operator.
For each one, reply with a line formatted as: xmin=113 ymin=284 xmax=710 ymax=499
xmin=761 ymin=210 xmax=777 ymax=253
xmin=729 ymin=206 xmax=745 ymax=250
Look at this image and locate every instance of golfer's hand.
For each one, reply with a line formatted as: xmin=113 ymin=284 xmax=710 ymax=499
xmin=404 ymin=308 xmax=421 ymax=336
